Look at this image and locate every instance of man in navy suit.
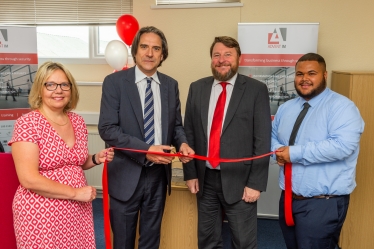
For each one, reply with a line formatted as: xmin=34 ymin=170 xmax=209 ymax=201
xmin=99 ymin=26 xmax=194 ymax=249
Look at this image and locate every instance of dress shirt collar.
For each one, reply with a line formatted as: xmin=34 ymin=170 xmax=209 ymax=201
xmin=298 ymin=87 xmax=330 ymax=108
xmin=212 ymin=73 xmax=238 ymax=87
xmin=135 ymin=65 xmax=161 ymax=85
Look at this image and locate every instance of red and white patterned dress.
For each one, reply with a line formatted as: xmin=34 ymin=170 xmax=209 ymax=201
xmin=9 ymin=111 xmax=96 ymax=249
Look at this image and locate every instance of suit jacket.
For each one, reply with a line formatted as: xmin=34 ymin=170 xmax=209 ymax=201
xmin=183 ymin=74 xmax=271 ymax=204
xmin=98 ymin=67 xmax=187 ymax=202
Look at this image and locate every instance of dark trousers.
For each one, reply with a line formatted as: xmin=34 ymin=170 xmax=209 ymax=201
xmin=197 ymin=168 xmax=257 ymax=249
xmin=110 ymin=164 xmax=167 ymax=249
xmin=279 ymin=191 xmax=349 ymax=249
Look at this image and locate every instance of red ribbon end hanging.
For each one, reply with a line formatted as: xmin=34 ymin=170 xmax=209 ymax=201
xmin=284 ymin=162 xmax=295 ymax=226
xmin=102 ymin=160 xmax=112 ymax=249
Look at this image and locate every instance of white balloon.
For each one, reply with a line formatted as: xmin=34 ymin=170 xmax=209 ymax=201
xmin=105 ymin=40 xmax=128 ymax=71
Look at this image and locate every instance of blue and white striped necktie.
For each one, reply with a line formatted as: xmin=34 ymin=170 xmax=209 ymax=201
xmin=144 ymin=77 xmax=154 ymax=166
xmin=144 ymin=77 xmax=154 ymax=145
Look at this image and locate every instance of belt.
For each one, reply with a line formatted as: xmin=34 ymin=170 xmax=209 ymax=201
xmin=292 ymin=193 xmax=339 ymax=200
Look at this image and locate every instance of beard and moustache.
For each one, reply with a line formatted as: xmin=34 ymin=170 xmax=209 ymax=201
xmin=295 ymin=77 xmax=326 ymax=100
xmin=211 ymin=61 xmax=239 ymax=82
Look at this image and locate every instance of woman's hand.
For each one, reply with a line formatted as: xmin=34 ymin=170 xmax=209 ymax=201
xmin=97 ymin=147 xmax=114 ymax=164
xmin=73 ymin=186 xmax=97 ymax=202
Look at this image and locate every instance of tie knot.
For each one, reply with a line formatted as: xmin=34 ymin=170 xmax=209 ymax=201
xmin=303 ymin=102 xmax=310 ymax=109
xmin=146 ymin=77 xmax=152 ymax=85
xmin=220 ymin=82 xmax=228 ymax=89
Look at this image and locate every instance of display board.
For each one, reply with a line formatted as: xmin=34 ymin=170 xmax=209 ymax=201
xmin=0 ymin=26 xmax=38 ymax=151
xmin=238 ymin=23 xmax=319 ymax=217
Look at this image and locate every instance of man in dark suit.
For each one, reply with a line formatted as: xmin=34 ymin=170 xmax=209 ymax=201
xmin=99 ymin=26 xmax=194 ymax=249
xmin=183 ymin=36 xmax=271 ymax=249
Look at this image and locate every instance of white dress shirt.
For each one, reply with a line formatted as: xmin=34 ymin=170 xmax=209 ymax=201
xmin=135 ymin=66 xmax=162 ymax=145
xmin=206 ymin=73 xmax=238 ymax=169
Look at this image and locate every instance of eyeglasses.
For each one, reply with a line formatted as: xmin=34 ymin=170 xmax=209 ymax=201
xmin=44 ymin=82 xmax=71 ymax=91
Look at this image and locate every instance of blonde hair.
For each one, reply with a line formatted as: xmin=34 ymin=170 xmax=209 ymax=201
xmin=29 ymin=61 xmax=79 ymax=112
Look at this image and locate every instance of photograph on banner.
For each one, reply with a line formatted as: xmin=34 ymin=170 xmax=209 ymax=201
xmin=0 ymin=26 xmax=38 ymax=152
xmin=238 ymin=66 xmax=297 ymax=115
xmin=238 ymin=23 xmax=319 ymax=218
xmin=1 ymin=64 xmax=37 ymax=107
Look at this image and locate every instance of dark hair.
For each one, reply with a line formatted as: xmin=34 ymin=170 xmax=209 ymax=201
xmin=131 ymin=26 xmax=168 ymax=67
xmin=209 ymin=36 xmax=241 ymax=57
xmin=296 ymin=53 xmax=326 ymax=71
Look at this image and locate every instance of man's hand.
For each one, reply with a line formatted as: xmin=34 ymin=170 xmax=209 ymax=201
xmin=146 ymin=145 xmax=174 ymax=164
xmin=242 ymin=187 xmax=260 ymax=203
xmin=275 ymin=146 xmax=291 ymax=166
xmin=186 ymin=179 xmax=199 ymax=194
xmin=179 ymin=143 xmax=195 ymax=163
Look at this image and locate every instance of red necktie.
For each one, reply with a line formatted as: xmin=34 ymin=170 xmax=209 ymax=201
xmin=208 ymin=82 xmax=228 ymax=168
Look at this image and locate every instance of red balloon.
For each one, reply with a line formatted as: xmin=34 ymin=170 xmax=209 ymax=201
xmin=116 ymin=15 xmax=139 ymax=46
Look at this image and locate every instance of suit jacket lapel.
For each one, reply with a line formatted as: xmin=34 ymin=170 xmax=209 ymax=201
xmin=201 ymin=78 xmax=214 ymax=139
xmin=126 ymin=68 xmax=144 ymax=136
xmin=158 ymin=72 xmax=169 ymax=144
xmin=222 ymin=75 xmax=246 ymax=134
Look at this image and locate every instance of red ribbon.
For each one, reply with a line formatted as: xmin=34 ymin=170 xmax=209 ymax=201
xmin=113 ymin=147 xmax=275 ymax=162
xmin=102 ymin=148 xmax=276 ymax=249
xmin=284 ymin=162 xmax=295 ymax=226
xmin=102 ymin=159 xmax=111 ymax=249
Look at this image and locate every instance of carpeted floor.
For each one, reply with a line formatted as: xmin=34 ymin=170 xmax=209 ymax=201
xmin=92 ymin=198 xmax=286 ymax=249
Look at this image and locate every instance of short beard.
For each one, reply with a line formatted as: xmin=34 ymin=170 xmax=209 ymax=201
xmin=211 ymin=63 xmax=238 ymax=82
xmin=295 ymin=77 xmax=326 ymax=100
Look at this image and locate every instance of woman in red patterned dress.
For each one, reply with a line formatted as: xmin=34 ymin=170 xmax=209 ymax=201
xmin=8 ymin=61 xmax=114 ymax=249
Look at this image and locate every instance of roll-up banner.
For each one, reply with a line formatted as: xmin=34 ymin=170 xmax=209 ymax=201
xmin=238 ymin=23 xmax=319 ymax=117
xmin=238 ymin=23 xmax=319 ymax=217
xmin=0 ymin=26 xmax=38 ymax=152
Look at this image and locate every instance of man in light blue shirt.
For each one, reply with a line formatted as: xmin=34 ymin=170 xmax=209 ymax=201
xmin=272 ymin=53 xmax=364 ymax=249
